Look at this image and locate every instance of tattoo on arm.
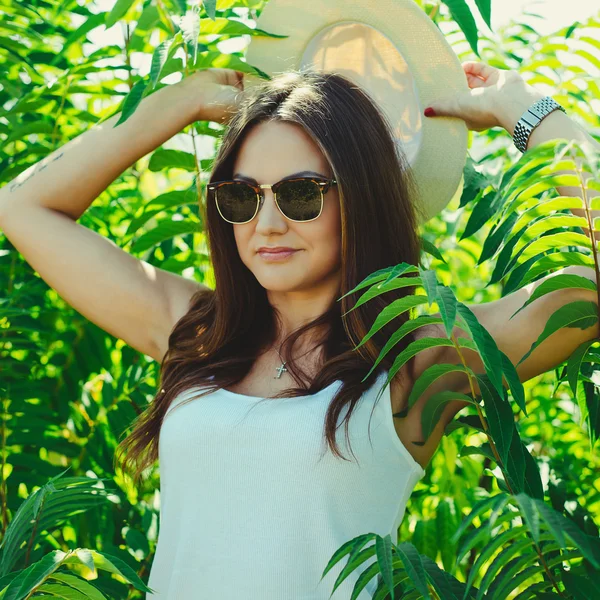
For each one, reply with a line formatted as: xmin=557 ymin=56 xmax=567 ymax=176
xmin=8 ymin=152 xmax=65 ymax=193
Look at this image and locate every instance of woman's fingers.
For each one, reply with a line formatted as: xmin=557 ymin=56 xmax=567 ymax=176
xmin=462 ymin=61 xmax=495 ymax=80
xmin=465 ymin=73 xmax=488 ymax=88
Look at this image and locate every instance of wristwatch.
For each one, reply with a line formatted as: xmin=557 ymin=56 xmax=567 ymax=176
xmin=513 ymin=96 xmax=567 ymax=153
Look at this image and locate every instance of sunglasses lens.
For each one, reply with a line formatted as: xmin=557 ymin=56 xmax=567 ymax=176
xmin=215 ymin=182 xmax=258 ymax=223
xmin=277 ymin=179 xmax=322 ymax=221
xmin=213 ymin=178 xmax=325 ymax=223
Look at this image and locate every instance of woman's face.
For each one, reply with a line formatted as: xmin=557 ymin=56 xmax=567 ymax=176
xmin=231 ymin=120 xmax=342 ymax=295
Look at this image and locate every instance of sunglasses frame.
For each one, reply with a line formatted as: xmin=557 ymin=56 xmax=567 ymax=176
xmin=207 ymin=176 xmax=338 ymax=224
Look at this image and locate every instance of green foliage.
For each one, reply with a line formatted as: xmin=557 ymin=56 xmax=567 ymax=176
xmin=1 ymin=1 xmax=599 ymax=599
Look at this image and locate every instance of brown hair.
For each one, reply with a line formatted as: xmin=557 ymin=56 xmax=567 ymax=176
xmin=115 ymin=69 xmax=424 ymax=487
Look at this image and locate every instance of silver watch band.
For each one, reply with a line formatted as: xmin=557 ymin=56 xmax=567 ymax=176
xmin=513 ymin=96 xmax=566 ymax=153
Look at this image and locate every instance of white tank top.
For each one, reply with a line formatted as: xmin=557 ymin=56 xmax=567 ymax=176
xmin=146 ymin=369 xmax=425 ymax=599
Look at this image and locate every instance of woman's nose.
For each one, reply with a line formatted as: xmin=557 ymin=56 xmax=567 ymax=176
xmin=254 ymin=190 xmax=287 ymax=229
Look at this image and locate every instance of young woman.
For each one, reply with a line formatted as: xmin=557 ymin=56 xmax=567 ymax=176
xmin=0 ymin=62 xmax=597 ymax=598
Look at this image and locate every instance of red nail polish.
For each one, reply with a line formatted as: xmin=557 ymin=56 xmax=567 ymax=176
xmin=424 ymin=107 xmax=436 ymax=117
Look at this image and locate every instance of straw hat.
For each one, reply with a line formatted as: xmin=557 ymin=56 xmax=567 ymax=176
xmin=243 ymin=0 xmax=470 ymax=224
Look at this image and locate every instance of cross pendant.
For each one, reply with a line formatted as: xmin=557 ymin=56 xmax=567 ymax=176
xmin=274 ymin=363 xmax=287 ymax=379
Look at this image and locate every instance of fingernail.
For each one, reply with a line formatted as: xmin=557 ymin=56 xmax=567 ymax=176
xmin=424 ymin=107 xmax=436 ymax=117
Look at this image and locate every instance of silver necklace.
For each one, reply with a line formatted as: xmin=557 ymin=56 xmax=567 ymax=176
xmin=274 ymin=344 xmax=288 ymax=379
xmin=273 ymin=342 xmax=316 ymax=379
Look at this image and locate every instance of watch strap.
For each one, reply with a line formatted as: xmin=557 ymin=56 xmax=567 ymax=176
xmin=513 ymin=96 xmax=567 ymax=153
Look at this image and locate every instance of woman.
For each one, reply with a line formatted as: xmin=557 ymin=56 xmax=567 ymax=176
xmin=0 ymin=62 xmax=597 ymax=598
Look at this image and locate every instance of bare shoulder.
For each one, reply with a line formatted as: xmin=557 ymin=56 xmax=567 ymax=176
xmin=389 ymin=321 xmax=463 ymax=470
xmin=388 ymin=264 xmax=600 ymax=469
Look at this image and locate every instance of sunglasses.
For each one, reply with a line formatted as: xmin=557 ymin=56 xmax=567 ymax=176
xmin=207 ymin=176 xmax=338 ymax=224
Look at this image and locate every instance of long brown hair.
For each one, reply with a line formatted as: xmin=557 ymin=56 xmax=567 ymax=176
xmin=115 ymin=69 xmax=424 ymax=486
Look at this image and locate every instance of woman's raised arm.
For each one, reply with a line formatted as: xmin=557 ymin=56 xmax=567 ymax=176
xmin=0 ymin=69 xmax=244 ymax=362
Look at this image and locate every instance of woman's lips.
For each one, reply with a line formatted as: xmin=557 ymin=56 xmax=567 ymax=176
xmin=258 ymin=249 xmax=299 ymax=261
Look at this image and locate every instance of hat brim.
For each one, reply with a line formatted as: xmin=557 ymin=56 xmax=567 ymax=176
xmin=244 ymin=0 xmax=470 ymax=224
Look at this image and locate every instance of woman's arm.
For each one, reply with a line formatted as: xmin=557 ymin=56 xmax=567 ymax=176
xmin=419 ymin=61 xmax=600 ymax=421
xmin=424 ymin=60 xmax=600 ymax=236
xmin=0 ymin=78 xmax=198 ymax=221
xmin=493 ymin=79 xmax=600 ymax=238
xmin=0 ymin=69 xmax=243 ymax=362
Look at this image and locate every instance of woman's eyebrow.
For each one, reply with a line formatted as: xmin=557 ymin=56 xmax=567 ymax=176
xmin=232 ymin=170 xmax=327 ymax=183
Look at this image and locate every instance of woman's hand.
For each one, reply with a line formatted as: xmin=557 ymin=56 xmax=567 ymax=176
xmin=424 ymin=61 xmax=546 ymax=135
xmin=178 ymin=67 xmax=247 ymax=124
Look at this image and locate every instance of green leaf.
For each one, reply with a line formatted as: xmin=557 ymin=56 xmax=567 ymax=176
xmin=114 ymin=77 xmax=149 ymax=127
xmin=477 ymin=374 xmax=515 ymax=467
xmin=386 ymin=337 xmax=457 ymax=387
xmin=511 ymin=196 xmax=585 ymax=235
xmin=380 ymin=263 xmax=420 ymax=287
xmin=412 ymin=521 xmax=438 ymax=567
xmin=501 ymin=352 xmax=526 ymax=416
xmin=513 ymin=251 xmax=595 ymax=290
xmin=460 ymin=189 xmax=498 ymax=240
xmin=505 ymin=429 xmax=527 ymax=493
xmin=148 ymin=148 xmax=197 ymax=171
xmin=364 ymin=315 xmax=444 ymax=381
xmin=414 ymin=552 xmax=463 ymax=600
xmin=420 ymin=238 xmax=447 ymax=263
xmin=512 ymin=213 xmax=588 ymax=245
xmin=37 ymin=580 xmax=97 ymax=598
xmin=203 ymin=0 xmax=217 ymax=20
xmin=459 ymin=155 xmax=492 ymax=209
xmin=126 ymin=189 xmax=198 ymax=236
xmin=339 ymin=263 xmax=419 ymax=301
xmin=436 ymin=285 xmax=458 ymax=338
xmin=460 ymin=443 xmax=496 ymax=461
xmin=328 ymin=538 xmax=378 ymax=596
xmin=375 ymin=535 xmax=396 ymax=600
xmin=2 ymin=550 xmax=68 ymax=600
xmin=318 ymin=533 xmax=374 ymax=582
xmin=149 ymin=35 xmax=180 ymax=89
xmin=407 ymin=363 xmax=473 ymax=410
xmin=511 ymin=273 xmax=597 ymax=319
xmin=81 ymin=550 xmax=153 ymax=592
xmin=456 ymin=304 xmax=505 ymax=398
xmin=521 ymin=443 xmax=544 ymax=500
xmin=517 ymin=230 xmax=593 ymax=268
xmin=494 ymin=232 xmax=593 ymax=284
xmin=478 ymin=211 xmax=519 ymax=264
xmin=394 ymin=542 xmax=431 ymax=600
xmin=517 ymin=300 xmax=599 ymax=366
xmin=460 ymin=525 xmax=526 ymax=599
xmin=105 ymin=0 xmax=135 ymax=29
xmin=473 ymin=0 xmax=492 ymax=29
xmin=568 ymin=340 xmax=597 ymax=397
xmin=534 ymin=498 xmax=600 ymax=568
xmin=0 ymin=474 xmax=111 ymax=576
xmin=352 ymin=295 xmax=430 ymax=348
xmin=47 ymin=573 xmax=107 ymax=599
xmin=350 ymin=276 xmax=423 ymax=312
xmin=199 ymin=17 xmax=289 ymax=39
xmin=583 ymin=379 xmax=600 ymax=446
xmin=421 ymin=389 xmax=476 ymax=439
xmin=419 ymin=268 xmax=439 ymax=307
xmin=563 ymin=570 xmax=600 ymax=599
xmin=437 ymin=500 xmax=458 ymax=573
xmin=451 ymin=494 xmax=509 ymax=544
xmin=441 ymin=0 xmax=480 ymax=56
xmin=131 ymin=218 xmax=200 ymax=253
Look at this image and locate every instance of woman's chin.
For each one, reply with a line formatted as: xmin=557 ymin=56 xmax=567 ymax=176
xmin=256 ymin=274 xmax=304 ymax=292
